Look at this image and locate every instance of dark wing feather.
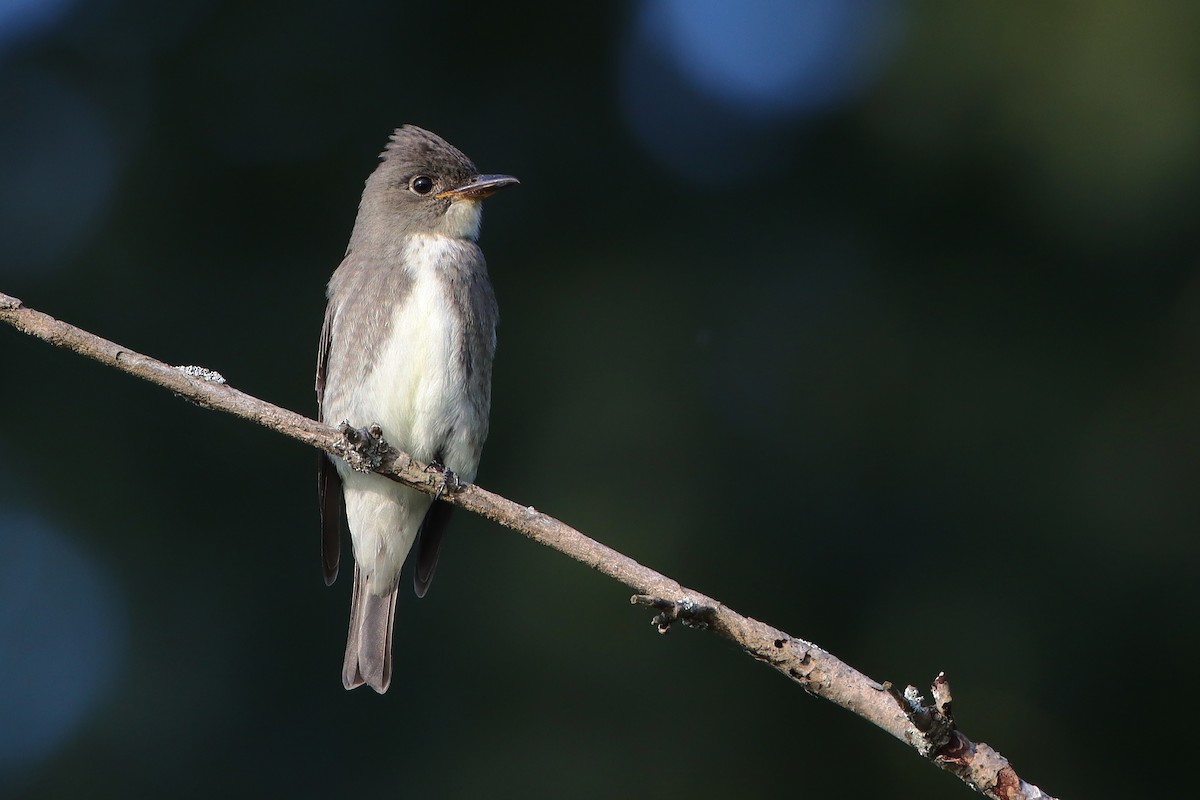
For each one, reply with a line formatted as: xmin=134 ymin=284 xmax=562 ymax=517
xmin=413 ymin=502 xmax=454 ymax=597
xmin=317 ymin=455 xmax=343 ymax=586
xmin=316 ymin=302 xmax=342 ymax=585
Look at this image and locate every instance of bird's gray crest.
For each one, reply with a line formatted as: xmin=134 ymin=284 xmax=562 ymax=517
xmin=380 ymin=124 xmax=477 ymax=178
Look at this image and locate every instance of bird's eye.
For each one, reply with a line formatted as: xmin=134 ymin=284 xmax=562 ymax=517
xmin=409 ymin=175 xmax=435 ymax=195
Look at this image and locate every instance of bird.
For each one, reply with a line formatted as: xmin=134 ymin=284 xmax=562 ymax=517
xmin=316 ymin=125 xmax=517 ymax=692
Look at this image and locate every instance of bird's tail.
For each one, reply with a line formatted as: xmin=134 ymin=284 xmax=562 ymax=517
xmin=342 ymin=563 xmax=398 ymax=693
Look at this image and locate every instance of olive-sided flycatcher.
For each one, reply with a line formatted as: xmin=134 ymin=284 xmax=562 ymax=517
xmin=317 ymin=125 xmax=517 ymax=692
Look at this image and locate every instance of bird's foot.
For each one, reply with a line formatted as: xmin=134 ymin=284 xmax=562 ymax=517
xmin=339 ymin=421 xmax=389 ymax=473
xmin=426 ymin=459 xmax=462 ymax=501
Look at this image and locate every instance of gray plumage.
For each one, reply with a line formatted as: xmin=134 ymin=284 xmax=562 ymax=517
xmin=316 ymin=125 xmax=516 ymax=692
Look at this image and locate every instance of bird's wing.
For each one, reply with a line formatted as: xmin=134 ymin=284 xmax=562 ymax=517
xmin=413 ymin=501 xmax=454 ymax=597
xmin=317 ymin=301 xmax=342 ymax=586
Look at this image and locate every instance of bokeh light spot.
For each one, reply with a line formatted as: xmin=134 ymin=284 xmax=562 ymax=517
xmin=0 ymin=69 xmax=120 ymax=275
xmin=0 ymin=0 xmax=77 ymax=53
xmin=0 ymin=512 xmax=127 ymax=779
xmin=618 ymin=0 xmax=903 ymax=183
xmin=654 ymin=0 xmax=900 ymax=116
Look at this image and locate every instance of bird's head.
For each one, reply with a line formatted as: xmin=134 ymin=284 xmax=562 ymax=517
xmin=363 ymin=125 xmax=518 ymax=242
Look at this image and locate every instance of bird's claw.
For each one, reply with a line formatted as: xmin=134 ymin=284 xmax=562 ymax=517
xmin=339 ymin=421 xmax=389 ymax=473
xmin=426 ymin=460 xmax=461 ymax=501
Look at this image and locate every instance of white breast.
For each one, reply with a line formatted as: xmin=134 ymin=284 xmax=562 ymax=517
xmin=348 ymin=234 xmax=478 ymax=471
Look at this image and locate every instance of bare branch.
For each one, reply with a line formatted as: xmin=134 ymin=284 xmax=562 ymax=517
xmin=0 ymin=290 xmax=1056 ymax=799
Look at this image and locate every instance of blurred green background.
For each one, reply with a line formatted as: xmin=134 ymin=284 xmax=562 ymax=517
xmin=3 ymin=1 xmax=1199 ymax=797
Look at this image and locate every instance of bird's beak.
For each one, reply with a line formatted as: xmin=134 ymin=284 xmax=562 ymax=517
xmin=436 ymin=174 xmax=520 ymax=200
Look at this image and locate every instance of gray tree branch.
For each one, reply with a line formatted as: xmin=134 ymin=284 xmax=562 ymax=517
xmin=0 ymin=290 xmax=1054 ymax=800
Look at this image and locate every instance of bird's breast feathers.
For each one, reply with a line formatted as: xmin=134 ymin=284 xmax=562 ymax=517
xmin=346 ymin=234 xmax=490 ymax=477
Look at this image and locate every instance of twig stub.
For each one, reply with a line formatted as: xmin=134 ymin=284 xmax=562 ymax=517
xmin=630 ymin=594 xmax=717 ymax=633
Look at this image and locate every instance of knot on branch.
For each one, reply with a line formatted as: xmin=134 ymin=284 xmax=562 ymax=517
xmin=630 ymin=594 xmax=716 ymax=633
xmin=881 ymin=671 xmax=958 ymax=757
